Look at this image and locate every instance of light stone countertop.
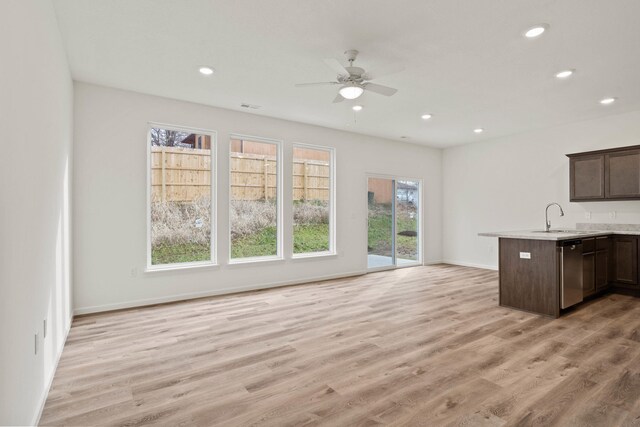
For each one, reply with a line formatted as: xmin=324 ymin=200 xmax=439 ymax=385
xmin=478 ymin=228 xmax=640 ymax=241
xmin=478 ymin=230 xmax=609 ymax=241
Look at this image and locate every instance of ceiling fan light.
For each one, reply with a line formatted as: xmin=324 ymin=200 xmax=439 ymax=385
xmin=339 ymin=84 xmax=364 ymax=100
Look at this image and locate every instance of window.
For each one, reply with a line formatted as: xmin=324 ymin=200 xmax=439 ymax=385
xmin=292 ymin=145 xmax=334 ymax=255
xmin=229 ymin=136 xmax=281 ymax=260
xmin=147 ymin=124 xmax=215 ymax=268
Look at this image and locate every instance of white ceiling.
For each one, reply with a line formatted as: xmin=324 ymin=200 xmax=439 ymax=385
xmin=52 ymin=0 xmax=640 ymax=148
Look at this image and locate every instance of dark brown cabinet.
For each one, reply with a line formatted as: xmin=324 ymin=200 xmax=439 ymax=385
xmin=595 ymin=237 xmax=610 ymax=291
xmin=568 ymin=145 xmax=640 ymax=201
xmin=612 ymin=236 xmax=638 ymax=286
xmin=605 ymin=149 xmax=640 ymax=198
xmin=596 ymin=250 xmax=609 ymax=290
xmin=497 ymin=235 xmax=640 ymax=318
xmin=582 ymin=236 xmax=610 ymax=297
xmin=570 ymin=155 xmax=605 ymax=201
xmin=583 ymin=250 xmax=596 ymax=297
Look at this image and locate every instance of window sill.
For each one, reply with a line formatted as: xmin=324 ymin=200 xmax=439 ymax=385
xmin=226 ymin=256 xmax=285 ymax=267
xmin=145 ymin=261 xmax=219 ymax=273
xmin=291 ymin=251 xmax=337 ymax=260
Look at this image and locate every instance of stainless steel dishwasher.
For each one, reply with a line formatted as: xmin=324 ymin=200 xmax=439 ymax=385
xmin=560 ymin=239 xmax=583 ymax=309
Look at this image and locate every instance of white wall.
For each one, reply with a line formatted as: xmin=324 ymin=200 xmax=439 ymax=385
xmin=443 ymin=110 xmax=640 ymax=270
xmin=0 ymin=0 xmax=73 ymax=425
xmin=73 ymin=83 xmax=442 ymax=314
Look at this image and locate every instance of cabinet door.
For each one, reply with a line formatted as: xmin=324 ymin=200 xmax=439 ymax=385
xmin=570 ymin=154 xmax=605 ymax=201
xmin=606 ymin=149 xmax=640 ymax=199
xmin=595 ymin=250 xmax=609 ymax=291
xmin=583 ymin=252 xmax=596 ymax=297
xmin=613 ymin=237 xmax=638 ymax=285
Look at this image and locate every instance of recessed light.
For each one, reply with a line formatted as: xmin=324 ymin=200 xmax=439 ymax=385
xmin=421 ymin=114 xmax=432 ymax=120
xmin=524 ymin=24 xmax=549 ymax=38
xmin=555 ymin=69 xmax=574 ymax=79
xmin=352 ymin=105 xmax=363 ymax=111
xmin=474 ymin=128 xmax=484 ymax=134
xmin=600 ymin=97 xmax=616 ymax=105
xmin=199 ymin=66 xmax=214 ymax=75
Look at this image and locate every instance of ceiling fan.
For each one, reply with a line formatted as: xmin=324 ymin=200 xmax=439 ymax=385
xmin=296 ymin=50 xmax=398 ymax=103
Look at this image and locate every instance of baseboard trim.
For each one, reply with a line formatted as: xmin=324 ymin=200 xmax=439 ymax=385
xmin=442 ymin=260 xmax=498 ymax=271
xmin=74 ymin=269 xmax=368 ymax=315
xmin=32 ymin=314 xmax=73 ymax=426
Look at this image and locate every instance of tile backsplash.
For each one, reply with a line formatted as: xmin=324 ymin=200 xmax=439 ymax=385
xmin=576 ymin=223 xmax=640 ymax=232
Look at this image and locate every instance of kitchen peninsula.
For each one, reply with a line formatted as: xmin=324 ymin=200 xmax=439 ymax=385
xmin=480 ymin=224 xmax=640 ymax=318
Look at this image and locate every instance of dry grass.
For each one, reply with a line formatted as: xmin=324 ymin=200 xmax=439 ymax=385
xmin=151 ymin=197 xmax=211 ymax=246
xmin=294 ymin=200 xmax=329 ymax=225
xmin=151 ymin=199 xmax=329 ymax=246
xmin=230 ymin=200 xmax=277 ymax=239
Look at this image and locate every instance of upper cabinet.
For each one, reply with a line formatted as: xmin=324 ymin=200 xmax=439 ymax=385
xmin=569 ymin=154 xmax=605 ymax=200
xmin=568 ymin=145 xmax=640 ymax=201
xmin=606 ymin=149 xmax=640 ymax=199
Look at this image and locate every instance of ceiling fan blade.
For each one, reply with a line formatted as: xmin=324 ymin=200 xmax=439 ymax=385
xmin=361 ymin=63 xmax=406 ymax=81
xmin=295 ymin=82 xmax=339 ymax=87
xmin=323 ymin=58 xmax=350 ymax=76
xmin=332 ymin=94 xmax=345 ymax=103
xmin=364 ymin=82 xmax=398 ymax=96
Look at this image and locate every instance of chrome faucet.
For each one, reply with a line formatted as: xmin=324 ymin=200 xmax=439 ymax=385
xmin=545 ymin=202 xmax=565 ymax=232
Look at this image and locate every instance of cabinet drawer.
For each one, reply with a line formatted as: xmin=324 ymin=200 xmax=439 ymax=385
xmin=583 ymin=237 xmax=595 ymax=253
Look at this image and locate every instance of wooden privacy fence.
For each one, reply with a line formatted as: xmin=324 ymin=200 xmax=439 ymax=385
xmin=151 ymin=147 xmax=330 ymax=202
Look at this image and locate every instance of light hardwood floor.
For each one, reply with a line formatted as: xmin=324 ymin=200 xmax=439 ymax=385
xmin=41 ymin=265 xmax=640 ymax=426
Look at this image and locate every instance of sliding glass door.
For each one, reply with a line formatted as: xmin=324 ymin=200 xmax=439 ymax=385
xmin=367 ymin=178 xmax=395 ymax=268
xmin=367 ymin=176 xmax=421 ymax=270
xmin=395 ymin=179 xmax=420 ymax=266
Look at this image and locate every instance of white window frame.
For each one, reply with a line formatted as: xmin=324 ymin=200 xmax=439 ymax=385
xmin=228 ymin=134 xmax=283 ymax=264
xmin=291 ymin=143 xmax=336 ymax=258
xmin=146 ymin=122 xmax=217 ymax=272
xmin=365 ymin=173 xmax=423 ymax=272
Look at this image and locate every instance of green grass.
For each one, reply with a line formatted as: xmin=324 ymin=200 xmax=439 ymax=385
xmin=368 ymin=207 xmax=418 ymax=260
xmin=294 ymin=224 xmax=330 ymax=253
xmin=367 ymin=212 xmax=393 ymax=255
xmin=230 ymin=224 xmax=330 ymax=258
xmin=151 ymin=211 xmax=416 ymax=265
xmin=152 ymin=223 xmax=331 ymax=264
xmin=231 ymin=226 xmax=278 ymax=258
xmin=152 ymin=242 xmax=211 ymax=265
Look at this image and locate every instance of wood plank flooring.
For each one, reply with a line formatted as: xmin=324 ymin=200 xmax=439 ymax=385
xmin=40 ymin=264 xmax=640 ymax=426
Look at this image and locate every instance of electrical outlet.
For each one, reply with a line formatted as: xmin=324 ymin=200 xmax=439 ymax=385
xmin=585 ymin=212 xmax=591 ymax=220
xmin=610 ymin=211 xmax=617 ymax=219
xmin=130 ymin=267 xmax=138 ymax=277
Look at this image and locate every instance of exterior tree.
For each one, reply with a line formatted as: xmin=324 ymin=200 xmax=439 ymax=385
xmin=150 ymin=128 xmax=190 ymax=147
